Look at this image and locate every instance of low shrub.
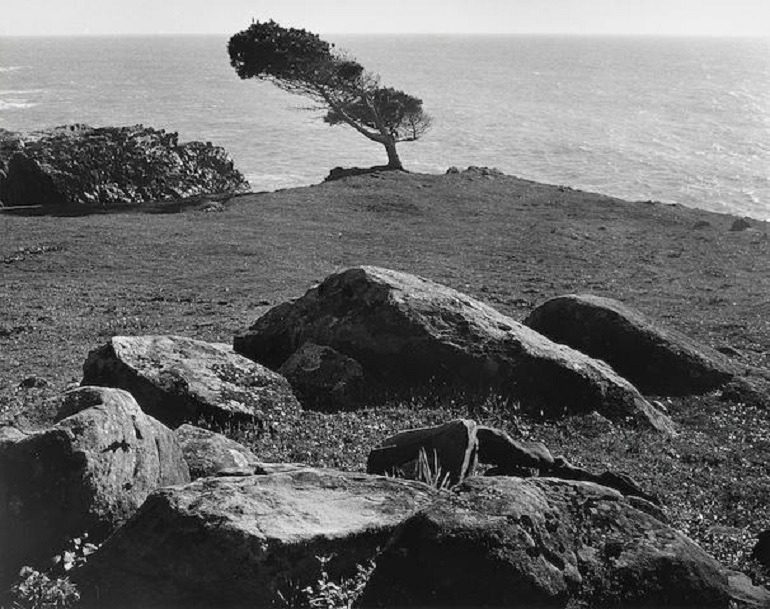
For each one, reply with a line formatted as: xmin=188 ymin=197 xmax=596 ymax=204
xmin=6 ymin=567 xmax=80 ymax=609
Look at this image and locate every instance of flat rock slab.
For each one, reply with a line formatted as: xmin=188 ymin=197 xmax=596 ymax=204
xmin=524 ymin=294 xmax=742 ymax=395
xmin=0 ymin=387 xmax=189 ymax=584
xmin=235 ymin=266 xmax=674 ymax=433
xmin=82 ymin=335 xmax=301 ymax=429
xmin=80 ymin=469 xmax=438 ymax=608
xmin=360 ymin=476 xmax=746 ymax=608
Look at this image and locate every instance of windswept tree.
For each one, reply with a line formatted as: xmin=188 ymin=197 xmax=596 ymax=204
xmin=228 ymin=20 xmax=431 ymax=170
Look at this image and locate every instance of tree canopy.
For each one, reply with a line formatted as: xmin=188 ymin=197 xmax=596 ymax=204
xmin=228 ymin=20 xmax=431 ymax=170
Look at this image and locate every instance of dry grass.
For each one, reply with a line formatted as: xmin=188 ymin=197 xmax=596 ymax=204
xmin=2 ymin=170 xmax=769 ymax=585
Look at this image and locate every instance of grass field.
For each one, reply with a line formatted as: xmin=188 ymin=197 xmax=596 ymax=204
xmin=1 ymin=169 xmax=769 ymax=583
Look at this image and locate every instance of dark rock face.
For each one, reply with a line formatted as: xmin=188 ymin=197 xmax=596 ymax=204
xmin=753 ymin=530 xmax=770 ymax=568
xmin=367 ymin=419 xmax=478 ymax=486
xmin=278 ymin=341 xmax=365 ymax=411
xmin=234 ymin=266 xmax=674 ymax=433
xmin=79 ymin=469 xmax=438 ymax=609
xmin=525 ymin=294 xmax=740 ymax=395
xmin=359 ymin=476 xmax=737 ymax=608
xmin=174 ymin=424 xmax=260 ymax=479
xmin=0 ymin=387 xmax=189 ymax=584
xmin=0 ymin=124 xmax=249 ymax=210
xmin=82 ymin=335 xmax=301 ymax=429
xmin=476 ymin=425 xmax=555 ymax=472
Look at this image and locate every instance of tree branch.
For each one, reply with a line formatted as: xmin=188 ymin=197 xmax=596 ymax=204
xmin=361 ymin=90 xmax=392 ymax=140
xmin=316 ymin=86 xmax=384 ymax=142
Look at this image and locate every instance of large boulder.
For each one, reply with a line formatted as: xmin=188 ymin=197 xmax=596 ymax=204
xmin=79 ymin=469 xmax=438 ymax=608
xmin=0 ymin=125 xmax=249 ymax=210
xmin=234 ymin=266 xmax=674 ymax=433
xmin=278 ymin=341 xmax=365 ymax=411
xmin=367 ymin=419 xmax=478 ymax=486
xmin=524 ymin=294 xmax=742 ymax=395
xmin=82 ymin=335 xmax=301 ymax=429
xmin=360 ymin=476 xmax=760 ymax=608
xmin=0 ymin=387 xmax=189 ymax=584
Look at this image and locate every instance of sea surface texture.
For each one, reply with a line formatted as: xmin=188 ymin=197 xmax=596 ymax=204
xmin=1 ymin=35 xmax=768 ymax=219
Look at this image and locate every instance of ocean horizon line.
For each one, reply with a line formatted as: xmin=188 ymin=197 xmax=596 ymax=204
xmin=2 ymin=32 xmax=769 ymax=40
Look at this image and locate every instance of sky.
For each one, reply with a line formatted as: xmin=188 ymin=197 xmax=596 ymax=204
xmin=2 ymin=0 xmax=769 ymax=37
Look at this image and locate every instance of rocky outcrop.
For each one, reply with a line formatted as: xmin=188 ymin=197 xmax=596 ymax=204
xmin=359 ymin=476 xmax=757 ymax=608
xmin=524 ymin=294 xmax=741 ymax=396
xmin=0 ymin=124 xmax=249 ymax=210
xmin=445 ymin=165 xmax=504 ymax=178
xmin=367 ymin=419 xmax=478 ymax=486
xmin=279 ymin=341 xmax=365 ymax=411
xmin=234 ymin=266 xmax=674 ymax=433
xmin=0 ymin=387 xmax=189 ymax=584
xmin=82 ymin=335 xmax=301 ymax=429
xmin=80 ymin=469 xmax=438 ymax=608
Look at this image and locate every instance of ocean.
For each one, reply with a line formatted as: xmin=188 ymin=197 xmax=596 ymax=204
xmin=0 ymin=34 xmax=768 ymax=219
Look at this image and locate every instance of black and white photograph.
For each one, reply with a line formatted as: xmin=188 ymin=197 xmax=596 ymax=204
xmin=1 ymin=1 xmax=769 ymax=607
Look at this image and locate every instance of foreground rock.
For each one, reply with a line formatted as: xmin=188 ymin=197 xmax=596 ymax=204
xmin=525 ymin=294 xmax=741 ymax=395
xmin=278 ymin=341 xmax=365 ymax=410
xmin=80 ymin=469 xmax=437 ymax=608
xmin=360 ymin=476 xmax=763 ymax=608
xmin=235 ymin=266 xmax=674 ymax=433
xmin=0 ymin=387 xmax=189 ymax=584
xmin=0 ymin=124 xmax=249 ymax=210
xmin=82 ymin=335 xmax=301 ymax=429
xmin=367 ymin=419 xmax=478 ymax=486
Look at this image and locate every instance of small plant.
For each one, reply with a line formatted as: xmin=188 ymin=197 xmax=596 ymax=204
xmin=8 ymin=567 xmax=80 ymax=609
xmin=414 ymin=447 xmax=452 ymax=490
xmin=277 ymin=555 xmax=375 ymax=609
xmin=49 ymin=535 xmax=100 ymax=575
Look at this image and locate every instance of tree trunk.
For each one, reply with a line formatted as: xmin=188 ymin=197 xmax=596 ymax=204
xmin=383 ymin=139 xmax=404 ymax=170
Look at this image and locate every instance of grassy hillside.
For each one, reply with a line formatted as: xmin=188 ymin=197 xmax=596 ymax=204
xmin=1 ymin=169 xmax=769 ymax=582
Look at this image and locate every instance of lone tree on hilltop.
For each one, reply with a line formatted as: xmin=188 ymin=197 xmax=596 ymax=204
xmin=228 ymin=20 xmax=431 ymax=170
